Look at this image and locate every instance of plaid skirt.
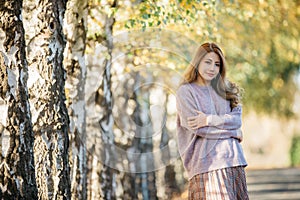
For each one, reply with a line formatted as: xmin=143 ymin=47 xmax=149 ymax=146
xmin=188 ymin=166 xmax=249 ymax=200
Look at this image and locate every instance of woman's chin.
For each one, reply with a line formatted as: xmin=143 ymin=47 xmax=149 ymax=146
xmin=203 ymin=77 xmax=214 ymax=82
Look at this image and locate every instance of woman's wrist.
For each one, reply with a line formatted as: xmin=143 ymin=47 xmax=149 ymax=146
xmin=206 ymin=115 xmax=224 ymax=127
xmin=206 ymin=115 xmax=212 ymax=126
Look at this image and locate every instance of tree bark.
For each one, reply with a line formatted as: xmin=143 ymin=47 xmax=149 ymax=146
xmin=0 ymin=0 xmax=38 ymax=199
xmin=22 ymin=0 xmax=71 ymax=199
xmin=131 ymin=72 xmax=158 ymax=200
xmin=63 ymin=0 xmax=88 ymax=199
xmin=160 ymin=94 xmax=180 ymax=198
xmin=96 ymin=9 xmax=117 ymax=199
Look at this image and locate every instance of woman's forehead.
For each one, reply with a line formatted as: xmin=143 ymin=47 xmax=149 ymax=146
xmin=203 ymin=52 xmax=220 ymax=62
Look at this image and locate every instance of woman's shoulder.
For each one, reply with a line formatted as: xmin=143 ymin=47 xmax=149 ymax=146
xmin=176 ymin=83 xmax=194 ymax=94
xmin=176 ymin=83 xmax=193 ymax=99
xmin=177 ymin=82 xmax=212 ymax=96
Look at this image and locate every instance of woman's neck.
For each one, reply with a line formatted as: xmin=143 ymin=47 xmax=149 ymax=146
xmin=195 ymin=77 xmax=211 ymax=86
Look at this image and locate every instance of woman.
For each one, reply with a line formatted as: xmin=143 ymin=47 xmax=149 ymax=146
xmin=176 ymin=42 xmax=248 ymax=199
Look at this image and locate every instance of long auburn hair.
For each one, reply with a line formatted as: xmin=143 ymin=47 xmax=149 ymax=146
xmin=180 ymin=42 xmax=240 ymax=109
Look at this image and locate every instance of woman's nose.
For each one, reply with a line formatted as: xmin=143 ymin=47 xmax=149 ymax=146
xmin=208 ymin=63 xmax=216 ymax=70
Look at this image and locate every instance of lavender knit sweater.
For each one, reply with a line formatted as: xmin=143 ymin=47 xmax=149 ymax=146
xmin=176 ymin=83 xmax=247 ymax=180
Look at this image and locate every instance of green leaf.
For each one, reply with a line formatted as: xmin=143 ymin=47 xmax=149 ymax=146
xmin=163 ymin=18 xmax=167 ymax=24
xmin=154 ymin=11 xmax=160 ymax=17
xmin=142 ymin=13 xmax=150 ymax=19
xmin=130 ymin=19 xmax=135 ymax=27
xmin=142 ymin=21 xmax=146 ymax=31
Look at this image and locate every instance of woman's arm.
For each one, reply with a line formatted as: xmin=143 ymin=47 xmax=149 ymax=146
xmin=207 ymin=105 xmax=242 ymax=130
xmin=176 ymin=85 xmax=241 ymax=139
xmin=189 ymin=105 xmax=242 ymax=130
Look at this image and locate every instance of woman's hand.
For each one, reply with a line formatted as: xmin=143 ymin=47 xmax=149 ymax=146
xmin=237 ymin=129 xmax=243 ymax=143
xmin=187 ymin=110 xmax=208 ymax=129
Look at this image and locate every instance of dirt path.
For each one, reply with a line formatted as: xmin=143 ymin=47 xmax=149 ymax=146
xmin=247 ymin=167 xmax=300 ymax=200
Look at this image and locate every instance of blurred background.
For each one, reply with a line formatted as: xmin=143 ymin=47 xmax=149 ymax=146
xmin=83 ymin=0 xmax=300 ymax=199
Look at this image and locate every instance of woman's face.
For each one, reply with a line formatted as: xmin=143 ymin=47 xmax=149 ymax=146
xmin=197 ymin=52 xmax=220 ymax=84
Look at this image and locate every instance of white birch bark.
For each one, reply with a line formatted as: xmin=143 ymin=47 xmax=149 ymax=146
xmin=97 ymin=10 xmax=117 ymax=199
xmin=0 ymin=0 xmax=38 ymax=198
xmin=63 ymin=0 xmax=88 ymax=199
xmin=131 ymin=72 xmax=158 ymax=200
xmin=159 ymin=94 xmax=179 ymax=198
xmin=22 ymin=0 xmax=71 ymax=199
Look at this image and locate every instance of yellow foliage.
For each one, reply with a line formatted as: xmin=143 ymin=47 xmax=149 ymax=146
xmin=272 ymin=78 xmax=284 ymax=90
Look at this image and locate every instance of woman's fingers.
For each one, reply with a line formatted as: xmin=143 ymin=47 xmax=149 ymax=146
xmin=187 ymin=119 xmax=199 ymax=129
xmin=194 ymin=109 xmax=203 ymax=114
xmin=187 ymin=120 xmax=196 ymax=126
xmin=188 ymin=115 xmax=197 ymax=120
xmin=189 ymin=123 xmax=199 ymax=129
xmin=187 ymin=112 xmax=207 ymax=129
xmin=188 ymin=120 xmax=203 ymax=129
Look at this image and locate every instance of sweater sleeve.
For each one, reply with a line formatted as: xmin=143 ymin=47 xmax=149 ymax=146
xmin=206 ymin=105 xmax=242 ymax=130
xmin=176 ymin=85 xmax=241 ymax=140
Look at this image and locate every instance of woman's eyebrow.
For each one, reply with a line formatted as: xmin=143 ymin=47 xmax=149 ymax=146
xmin=206 ymin=58 xmax=220 ymax=63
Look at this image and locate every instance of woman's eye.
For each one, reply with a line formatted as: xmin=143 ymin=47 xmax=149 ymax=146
xmin=215 ymin=64 xmax=220 ymax=67
xmin=205 ymin=61 xmax=211 ymax=64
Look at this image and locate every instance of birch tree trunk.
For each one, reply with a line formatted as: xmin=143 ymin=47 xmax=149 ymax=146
xmin=22 ymin=0 xmax=71 ymax=199
xmin=63 ymin=0 xmax=87 ymax=199
xmin=132 ymin=72 xmax=158 ymax=200
xmin=96 ymin=8 xmax=117 ymax=199
xmin=160 ymin=94 xmax=179 ymax=198
xmin=0 ymin=0 xmax=38 ymax=199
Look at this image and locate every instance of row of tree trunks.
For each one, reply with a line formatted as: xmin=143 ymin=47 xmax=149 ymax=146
xmin=1 ymin=0 xmax=119 ymax=198
xmin=1 ymin=0 xmax=180 ymax=199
